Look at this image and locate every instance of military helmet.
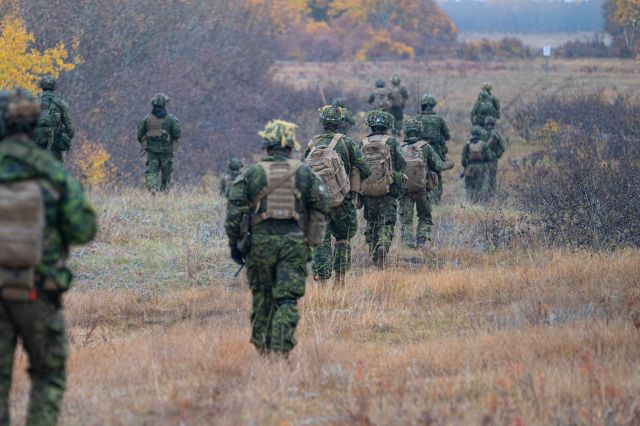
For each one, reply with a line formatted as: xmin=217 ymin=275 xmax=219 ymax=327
xmin=258 ymin=119 xmax=300 ymax=150
xmin=484 ymin=116 xmax=496 ymax=127
xmin=403 ymin=118 xmax=424 ymax=135
xmin=375 ymin=80 xmax=385 ymax=88
xmin=3 ymin=89 xmax=41 ymax=134
xmin=482 ymin=82 xmax=493 ymax=92
xmin=319 ymin=104 xmax=344 ymax=127
xmin=420 ymin=94 xmax=437 ymax=108
xmin=39 ymin=74 xmax=57 ymax=91
xmin=228 ymin=157 xmax=243 ymax=171
xmin=365 ymin=110 xmax=394 ymax=130
xmin=471 ymin=125 xmax=485 ymax=138
xmin=391 ymin=75 xmax=401 ymax=86
xmin=151 ymin=93 xmax=169 ymax=107
xmin=331 ymin=97 xmax=347 ymax=108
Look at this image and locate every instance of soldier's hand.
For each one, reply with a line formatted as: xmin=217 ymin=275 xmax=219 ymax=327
xmin=230 ymin=242 xmax=245 ymax=266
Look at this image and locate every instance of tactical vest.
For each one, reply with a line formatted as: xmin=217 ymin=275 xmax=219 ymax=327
xmin=144 ymin=115 xmax=172 ymax=154
xmin=251 ymin=160 xmax=304 ymax=229
xmin=361 ymin=135 xmax=394 ymax=198
xmin=305 ymin=133 xmax=350 ymax=208
xmin=34 ymin=94 xmax=68 ymax=151
xmin=419 ymin=114 xmax=442 ymax=143
xmin=469 ymin=142 xmax=485 ymax=162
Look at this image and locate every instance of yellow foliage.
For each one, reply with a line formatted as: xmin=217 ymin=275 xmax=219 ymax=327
xmin=614 ymin=0 xmax=640 ymax=28
xmin=355 ymin=29 xmax=415 ymax=61
xmin=248 ymin=0 xmax=309 ymax=32
xmin=75 ymin=140 xmax=116 ymax=188
xmin=0 ymin=15 xmax=76 ymax=93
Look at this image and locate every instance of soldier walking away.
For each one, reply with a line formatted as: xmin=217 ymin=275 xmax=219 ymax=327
xmin=416 ymin=94 xmax=451 ymax=205
xmin=331 ymin=98 xmax=356 ymax=135
xmin=399 ymin=119 xmax=445 ymax=249
xmin=0 ymin=89 xmax=97 ymax=426
xmin=367 ymin=80 xmax=392 ymax=112
xmin=33 ymin=75 xmax=75 ymax=164
xmin=461 ymin=126 xmax=495 ymax=203
xmin=482 ymin=116 xmax=506 ymax=197
xmin=137 ymin=93 xmax=181 ymax=194
xmin=225 ymin=120 xmax=329 ymax=356
xmin=360 ymin=110 xmax=406 ymax=268
xmin=471 ymin=83 xmax=500 ymax=126
xmin=220 ymin=157 xmax=244 ymax=198
xmin=389 ymin=75 xmax=409 ymax=135
xmin=304 ymin=105 xmax=371 ymax=286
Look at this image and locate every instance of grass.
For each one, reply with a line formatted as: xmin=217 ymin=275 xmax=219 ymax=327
xmin=6 ymin=58 xmax=640 ymax=425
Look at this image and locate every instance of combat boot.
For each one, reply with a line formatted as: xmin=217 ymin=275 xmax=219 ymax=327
xmin=334 ymin=272 xmax=346 ymax=288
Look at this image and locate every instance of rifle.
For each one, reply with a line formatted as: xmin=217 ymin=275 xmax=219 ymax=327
xmin=319 ymin=85 xmax=327 ymax=105
xmin=416 ymin=81 xmax=421 ymax=115
xmin=234 ymin=263 xmax=245 ymax=278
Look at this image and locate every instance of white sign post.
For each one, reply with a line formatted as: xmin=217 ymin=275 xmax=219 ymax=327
xmin=543 ymin=46 xmax=552 ymax=73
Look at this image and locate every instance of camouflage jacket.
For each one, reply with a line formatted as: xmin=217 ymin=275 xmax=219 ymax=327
xmin=483 ymin=129 xmax=506 ymax=160
xmin=137 ymin=111 xmax=181 ymax=154
xmin=461 ymin=140 xmax=495 ymax=166
xmin=220 ymin=168 xmax=242 ymax=197
xmin=363 ymin=131 xmax=406 ymax=198
xmin=225 ymin=151 xmax=329 ymax=243
xmin=403 ymin=137 xmax=444 ymax=173
xmin=0 ymin=138 xmax=97 ymax=291
xmin=34 ymin=91 xmax=75 ymax=151
xmin=304 ymin=131 xmax=372 ymax=180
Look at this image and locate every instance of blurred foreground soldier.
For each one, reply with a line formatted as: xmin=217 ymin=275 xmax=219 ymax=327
xmin=331 ymin=98 xmax=356 ymax=134
xmin=225 ymin=120 xmax=329 ymax=355
xmin=389 ymin=76 xmax=409 ymax=134
xmin=461 ymin=126 xmax=495 ymax=203
xmin=471 ymin=86 xmax=500 ymax=126
xmin=367 ymin=80 xmax=391 ymax=112
xmin=137 ymin=93 xmax=181 ymax=194
xmin=220 ymin=157 xmax=243 ymax=197
xmin=399 ymin=119 xmax=444 ymax=248
xmin=33 ymin=75 xmax=75 ymax=164
xmin=482 ymin=116 xmax=506 ymax=195
xmin=304 ymin=105 xmax=371 ymax=286
xmin=360 ymin=110 xmax=405 ymax=268
xmin=0 ymin=89 xmax=97 ymax=426
xmin=416 ymin=94 xmax=451 ymax=205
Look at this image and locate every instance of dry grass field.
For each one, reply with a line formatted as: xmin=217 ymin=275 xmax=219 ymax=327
xmin=7 ymin=59 xmax=640 ymax=425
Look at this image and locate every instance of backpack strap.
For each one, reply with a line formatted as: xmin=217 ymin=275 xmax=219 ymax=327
xmin=0 ymin=142 xmax=65 ymax=198
xmin=251 ymin=159 xmax=302 ymax=210
xmin=328 ymin=133 xmax=344 ymax=150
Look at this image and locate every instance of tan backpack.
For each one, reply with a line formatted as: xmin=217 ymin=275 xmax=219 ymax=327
xmin=361 ymin=135 xmax=394 ymax=198
xmin=0 ymin=181 xmax=45 ymax=301
xmin=469 ymin=142 xmax=484 ymax=161
xmin=305 ymin=134 xmax=350 ymax=208
xmin=145 ymin=115 xmax=169 ymax=141
xmin=403 ymin=141 xmax=429 ymax=193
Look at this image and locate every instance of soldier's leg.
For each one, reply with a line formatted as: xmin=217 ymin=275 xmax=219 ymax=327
xmin=246 ymin=235 xmax=278 ymax=353
xmin=415 ymin=189 xmax=433 ymax=246
xmin=159 ymin=155 xmax=173 ymax=192
xmin=378 ymin=196 xmax=398 ymax=255
xmin=14 ymin=297 xmax=68 ymax=426
xmin=144 ymin=153 xmax=161 ymax=192
xmin=430 ymin=172 xmax=443 ymax=205
xmin=0 ymin=305 xmax=17 ymax=426
xmin=312 ymin=219 xmax=334 ymax=281
xmin=363 ymin=197 xmax=379 ymax=258
xmin=489 ymin=160 xmax=498 ymax=194
xmin=271 ymin=235 xmax=308 ymax=354
xmin=331 ymin=199 xmax=358 ymax=277
xmin=399 ymin=194 xmax=415 ymax=247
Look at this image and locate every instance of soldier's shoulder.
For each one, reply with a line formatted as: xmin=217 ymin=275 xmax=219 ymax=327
xmin=165 ymin=113 xmax=180 ymax=123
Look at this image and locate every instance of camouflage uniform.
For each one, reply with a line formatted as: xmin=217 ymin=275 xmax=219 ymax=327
xmin=461 ymin=126 xmax=495 ymax=203
xmin=399 ymin=119 xmax=444 ymax=248
xmin=33 ymin=75 xmax=75 ymax=164
xmin=361 ymin=111 xmax=406 ymax=267
xmin=389 ymin=76 xmax=409 ymax=134
xmin=471 ymin=86 xmax=500 ymax=126
xmin=0 ymin=90 xmax=97 ymax=426
xmin=303 ymin=106 xmax=371 ymax=285
xmin=331 ymin=98 xmax=356 ymax=135
xmin=482 ymin=116 xmax=506 ymax=195
xmin=225 ymin=120 xmax=329 ymax=355
xmin=367 ymin=80 xmax=392 ymax=112
xmin=137 ymin=94 xmax=181 ymax=193
xmin=416 ymin=94 xmax=451 ymax=205
xmin=220 ymin=157 xmax=243 ymax=197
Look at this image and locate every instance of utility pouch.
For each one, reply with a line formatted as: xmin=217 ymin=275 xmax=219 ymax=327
xmin=349 ymin=168 xmax=361 ymax=193
xmin=0 ymin=268 xmax=36 ymax=302
xmin=305 ymin=210 xmax=327 ymax=248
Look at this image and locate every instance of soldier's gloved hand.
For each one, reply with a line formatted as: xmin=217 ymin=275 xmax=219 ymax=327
xmin=229 ymin=242 xmax=245 ymax=266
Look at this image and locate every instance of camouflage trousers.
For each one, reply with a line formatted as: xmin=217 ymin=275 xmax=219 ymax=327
xmin=363 ymin=195 xmax=398 ymax=263
xmin=145 ymin=152 xmax=173 ymax=192
xmin=246 ymin=232 xmax=309 ymax=355
xmin=399 ymin=189 xmax=433 ymax=247
xmin=312 ymin=197 xmax=358 ymax=280
xmin=464 ymin=163 xmax=489 ymax=203
xmin=0 ymin=295 xmax=68 ymax=426
xmin=389 ymin=106 xmax=404 ymax=134
xmin=487 ymin=160 xmax=498 ymax=196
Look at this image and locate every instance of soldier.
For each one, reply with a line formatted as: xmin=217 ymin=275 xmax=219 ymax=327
xmin=483 ymin=116 xmax=507 ymax=196
xmin=225 ymin=120 xmax=329 ymax=356
xmin=331 ymin=98 xmax=356 ymax=134
xmin=360 ymin=110 xmax=406 ymax=268
xmin=482 ymin=82 xmax=500 ymax=116
xmin=471 ymin=87 xmax=500 ymax=126
xmin=367 ymin=80 xmax=392 ymax=112
xmin=389 ymin=75 xmax=409 ymax=135
xmin=0 ymin=89 xmax=97 ymax=426
xmin=399 ymin=119 xmax=445 ymax=248
xmin=304 ymin=105 xmax=371 ymax=286
xmin=416 ymin=94 xmax=451 ymax=205
xmin=461 ymin=126 xmax=495 ymax=203
xmin=33 ymin=75 xmax=75 ymax=164
xmin=220 ymin=157 xmax=243 ymax=198
xmin=137 ymin=93 xmax=181 ymax=194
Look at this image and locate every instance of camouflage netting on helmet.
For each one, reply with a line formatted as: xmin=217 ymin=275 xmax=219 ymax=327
xmin=420 ymin=94 xmax=437 ymax=108
xmin=228 ymin=157 xmax=243 ymax=170
xmin=482 ymin=82 xmax=493 ymax=92
xmin=258 ymin=120 xmax=300 ymax=150
xmin=319 ymin=105 xmax=344 ymax=127
xmin=3 ymin=89 xmax=41 ymax=134
xmin=471 ymin=125 xmax=485 ymax=138
xmin=39 ymin=75 xmax=57 ymax=91
xmin=365 ymin=110 xmax=394 ymax=129
xmin=391 ymin=75 xmax=401 ymax=86
xmin=484 ymin=116 xmax=497 ymax=126
xmin=403 ymin=118 xmax=424 ymax=135
xmin=375 ymin=80 xmax=385 ymax=88
xmin=151 ymin=93 xmax=169 ymax=107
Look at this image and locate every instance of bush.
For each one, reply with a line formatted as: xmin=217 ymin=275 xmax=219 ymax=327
xmin=512 ymin=93 xmax=640 ymax=249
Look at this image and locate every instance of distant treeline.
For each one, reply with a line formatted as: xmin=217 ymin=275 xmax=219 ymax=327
xmin=439 ymin=0 xmax=604 ymax=33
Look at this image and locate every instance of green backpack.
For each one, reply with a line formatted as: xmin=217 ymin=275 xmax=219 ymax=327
xmin=34 ymin=95 xmax=68 ymax=151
